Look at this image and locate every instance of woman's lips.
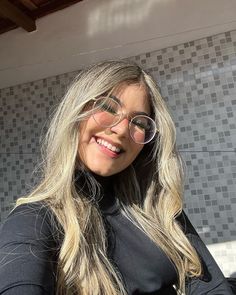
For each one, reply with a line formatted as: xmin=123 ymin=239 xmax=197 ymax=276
xmin=97 ymin=143 xmax=121 ymax=158
xmin=93 ymin=136 xmax=123 ymax=158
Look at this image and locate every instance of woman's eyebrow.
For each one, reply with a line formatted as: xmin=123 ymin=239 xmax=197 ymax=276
xmin=109 ymin=94 xmax=121 ymax=104
xmin=132 ymin=111 xmax=150 ymax=116
xmin=109 ymin=95 xmax=150 ymax=117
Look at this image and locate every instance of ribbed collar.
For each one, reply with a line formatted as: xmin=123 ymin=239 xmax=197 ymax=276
xmin=74 ymin=169 xmax=120 ymax=215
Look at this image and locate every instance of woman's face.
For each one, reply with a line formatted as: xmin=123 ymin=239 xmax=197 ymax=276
xmin=78 ymin=83 xmax=151 ymax=177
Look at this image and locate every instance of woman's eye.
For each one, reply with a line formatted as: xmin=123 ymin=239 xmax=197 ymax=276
xmin=132 ymin=119 xmax=148 ymax=130
xmin=101 ymin=103 xmax=116 ymax=114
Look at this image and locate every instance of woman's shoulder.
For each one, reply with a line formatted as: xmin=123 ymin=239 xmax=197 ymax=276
xmin=8 ymin=201 xmax=50 ymax=215
xmin=0 ymin=201 xmax=59 ymax=247
xmin=0 ymin=202 xmax=58 ymax=294
xmin=175 ymin=210 xmax=198 ymax=236
xmin=5 ymin=201 xmax=54 ymax=226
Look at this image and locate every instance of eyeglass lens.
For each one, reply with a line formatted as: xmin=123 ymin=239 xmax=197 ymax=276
xmin=92 ymin=97 xmax=156 ymax=144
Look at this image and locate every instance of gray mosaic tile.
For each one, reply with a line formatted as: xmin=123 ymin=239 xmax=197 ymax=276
xmin=0 ymin=152 xmax=40 ymax=222
xmin=181 ymin=151 xmax=236 ymax=244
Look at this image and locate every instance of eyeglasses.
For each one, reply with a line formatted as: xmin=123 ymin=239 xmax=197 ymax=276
xmin=92 ymin=96 xmax=157 ymax=144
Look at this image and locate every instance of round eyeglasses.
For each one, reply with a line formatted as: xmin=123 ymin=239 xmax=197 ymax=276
xmin=92 ymin=96 xmax=157 ymax=144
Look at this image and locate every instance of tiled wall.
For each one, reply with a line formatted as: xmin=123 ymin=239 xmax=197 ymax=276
xmin=0 ymin=30 xmax=236 ymax=277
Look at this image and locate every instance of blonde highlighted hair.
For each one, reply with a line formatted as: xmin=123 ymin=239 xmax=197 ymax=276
xmin=17 ymin=60 xmax=202 ymax=294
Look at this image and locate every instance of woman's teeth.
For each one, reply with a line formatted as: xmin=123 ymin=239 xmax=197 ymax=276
xmin=96 ymin=138 xmax=121 ymax=153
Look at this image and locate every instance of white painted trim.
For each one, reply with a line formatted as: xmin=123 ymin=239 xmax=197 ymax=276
xmin=1 ymin=0 xmax=236 ymax=89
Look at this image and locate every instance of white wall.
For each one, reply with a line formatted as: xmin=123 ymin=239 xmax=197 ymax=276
xmin=0 ymin=0 xmax=236 ymax=88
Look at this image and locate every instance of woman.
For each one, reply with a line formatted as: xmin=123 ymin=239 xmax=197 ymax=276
xmin=0 ymin=60 xmax=233 ymax=294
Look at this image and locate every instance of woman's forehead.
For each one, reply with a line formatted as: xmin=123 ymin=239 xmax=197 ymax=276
xmin=111 ymin=81 xmax=147 ymax=94
xmin=110 ymin=83 xmax=151 ymax=114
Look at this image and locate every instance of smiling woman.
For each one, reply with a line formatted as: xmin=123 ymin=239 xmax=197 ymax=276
xmin=0 ymin=60 xmax=233 ymax=295
xmin=78 ymin=83 xmax=150 ymax=176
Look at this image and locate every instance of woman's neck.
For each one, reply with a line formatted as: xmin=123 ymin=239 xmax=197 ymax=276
xmin=91 ymin=173 xmax=114 ymax=193
xmin=74 ymin=169 xmax=117 ymax=213
xmin=74 ymin=169 xmax=114 ymax=197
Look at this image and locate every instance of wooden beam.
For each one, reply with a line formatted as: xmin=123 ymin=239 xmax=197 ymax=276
xmin=0 ymin=18 xmax=17 ymax=34
xmin=0 ymin=0 xmax=36 ymax=32
xmin=31 ymin=0 xmax=83 ymax=18
xmin=19 ymin=0 xmax=38 ymax=11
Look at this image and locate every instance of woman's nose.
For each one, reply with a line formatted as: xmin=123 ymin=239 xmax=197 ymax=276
xmin=109 ymin=117 xmax=130 ymax=137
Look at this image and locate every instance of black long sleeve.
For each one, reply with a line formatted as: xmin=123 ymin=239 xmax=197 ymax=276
xmin=0 ymin=203 xmax=57 ymax=295
xmin=177 ymin=212 xmax=233 ymax=294
xmin=0 ymin=201 xmax=233 ymax=294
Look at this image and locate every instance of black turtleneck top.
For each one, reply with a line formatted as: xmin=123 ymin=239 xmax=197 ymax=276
xmin=0 ymin=179 xmax=233 ymax=294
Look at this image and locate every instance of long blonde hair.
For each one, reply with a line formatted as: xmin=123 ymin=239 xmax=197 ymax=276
xmin=17 ymin=60 xmax=202 ymax=294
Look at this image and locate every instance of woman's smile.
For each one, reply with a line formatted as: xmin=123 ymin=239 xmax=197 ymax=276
xmin=94 ymin=136 xmax=124 ymax=158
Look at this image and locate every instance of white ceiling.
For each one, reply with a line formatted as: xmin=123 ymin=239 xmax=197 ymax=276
xmin=0 ymin=0 xmax=236 ymax=89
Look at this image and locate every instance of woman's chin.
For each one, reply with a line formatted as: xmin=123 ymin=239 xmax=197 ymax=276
xmin=91 ymin=169 xmax=116 ymax=177
xmin=88 ymin=164 xmax=126 ymax=177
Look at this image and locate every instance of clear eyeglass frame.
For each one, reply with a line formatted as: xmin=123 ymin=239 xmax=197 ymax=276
xmin=91 ymin=96 xmax=158 ymax=144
